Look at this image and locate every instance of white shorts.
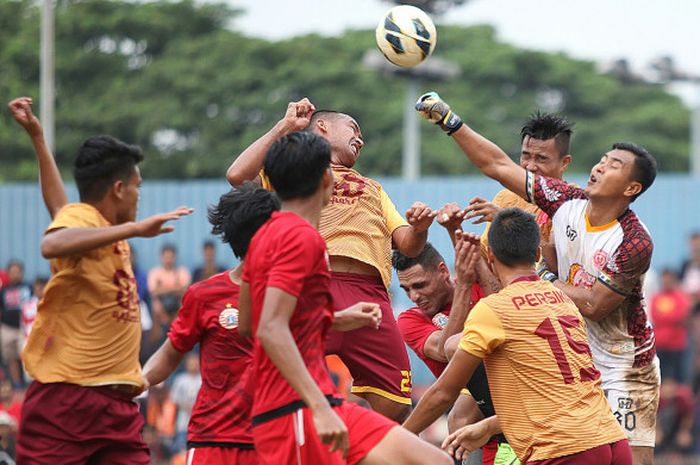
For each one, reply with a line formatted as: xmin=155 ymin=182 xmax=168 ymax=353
xmin=601 ymin=357 xmax=660 ymax=448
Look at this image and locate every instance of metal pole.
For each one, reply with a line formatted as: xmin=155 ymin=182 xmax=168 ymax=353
xmin=692 ymin=82 xmax=700 ymax=176
xmin=40 ymin=0 xmax=55 ymax=153
xmin=403 ymin=78 xmax=420 ymax=180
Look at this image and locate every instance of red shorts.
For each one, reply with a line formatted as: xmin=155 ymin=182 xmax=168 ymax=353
xmin=527 ymin=439 xmax=632 ymax=465
xmin=253 ymin=401 xmax=396 ymax=465
xmin=481 ymin=438 xmax=499 ymax=465
xmin=326 ymin=272 xmax=412 ymax=404
xmin=16 ymin=381 xmax=149 ymax=465
xmin=186 ymin=446 xmax=257 ymax=465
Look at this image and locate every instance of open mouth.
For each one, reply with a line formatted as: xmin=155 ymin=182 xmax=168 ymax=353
xmin=588 ymin=174 xmax=597 ymax=185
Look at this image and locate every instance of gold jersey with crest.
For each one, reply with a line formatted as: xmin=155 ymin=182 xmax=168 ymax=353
xmin=459 ymin=277 xmax=625 ymax=462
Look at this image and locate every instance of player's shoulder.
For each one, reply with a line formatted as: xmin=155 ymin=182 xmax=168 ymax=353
xmin=52 ymin=202 xmax=106 ymax=226
xmin=186 ymin=271 xmax=238 ymax=302
xmin=618 ymin=209 xmax=652 ymax=244
xmin=398 ymin=307 xmax=427 ymax=323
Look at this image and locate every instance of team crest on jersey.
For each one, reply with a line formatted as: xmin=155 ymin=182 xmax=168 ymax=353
xmin=219 ymin=305 xmax=239 ymax=329
xmin=432 ymin=312 xmax=448 ymax=329
xmin=540 ymin=178 xmax=562 ymax=202
xmin=593 ymin=250 xmax=609 ymax=270
xmin=567 ymin=263 xmax=596 ymax=289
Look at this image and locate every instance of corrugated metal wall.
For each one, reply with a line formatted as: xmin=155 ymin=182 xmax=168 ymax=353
xmin=1 ymin=175 xmax=697 ymax=282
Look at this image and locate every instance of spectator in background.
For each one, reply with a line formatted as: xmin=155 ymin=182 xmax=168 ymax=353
xmin=0 ymin=270 xmax=8 ymax=290
xmin=130 ymin=247 xmax=155 ymax=364
xmin=169 ymin=354 xmax=202 ymax=454
xmin=0 ymin=261 xmax=31 ymax=388
xmin=651 ymin=269 xmax=691 ymax=383
xmin=145 ymin=383 xmax=177 ymax=460
xmin=19 ymin=277 xmax=47 ymax=348
xmin=148 ymin=244 xmax=191 ymax=345
xmin=680 ymin=232 xmax=700 ymax=303
xmin=191 ymin=241 xmax=225 ymax=283
xmin=656 ymin=378 xmax=694 ymax=455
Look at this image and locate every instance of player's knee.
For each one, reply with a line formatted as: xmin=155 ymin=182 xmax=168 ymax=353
xmin=362 ymin=393 xmax=411 ymax=422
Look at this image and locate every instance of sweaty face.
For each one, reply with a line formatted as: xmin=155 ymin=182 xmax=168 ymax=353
xmin=519 ymin=136 xmax=569 ymax=178
xmin=323 ymin=115 xmax=364 ymax=168
xmin=397 ymin=264 xmax=452 ymax=317
xmin=585 ymin=149 xmax=639 ymax=200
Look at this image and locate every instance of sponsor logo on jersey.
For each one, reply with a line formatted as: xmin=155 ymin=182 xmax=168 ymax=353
xmin=593 ymin=250 xmax=609 ymax=270
xmin=219 ymin=305 xmax=239 ymax=329
xmin=540 ymin=178 xmax=562 ymax=202
xmin=432 ymin=312 xmax=448 ymax=329
xmin=566 ymin=225 xmax=578 ymax=241
xmin=567 ymin=263 xmax=596 ymax=289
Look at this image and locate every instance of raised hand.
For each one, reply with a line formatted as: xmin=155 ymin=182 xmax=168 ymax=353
xmin=8 ymin=97 xmax=43 ymax=137
xmin=454 ymin=230 xmax=480 ymax=286
xmin=312 ymin=405 xmax=349 ymax=459
xmin=415 ymin=91 xmax=463 ymax=135
xmin=436 ymin=202 xmax=465 ymax=232
xmin=132 ymin=207 xmax=194 ymax=238
xmin=406 ymin=201 xmax=436 ymax=233
xmin=463 ymin=196 xmax=501 ymax=224
xmin=281 ymin=97 xmax=316 ymax=132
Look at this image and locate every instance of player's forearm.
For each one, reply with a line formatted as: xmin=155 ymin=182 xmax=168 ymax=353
xmin=142 ymin=339 xmax=185 ymax=387
xmin=226 ymin=120 xmax=294 ymax=186
xmin=41 ymin=223 xmax=138 ymax=258
xmin=476 ymin=260 xmax=501 ymax=296
xmin=257 ymin=319 xmax=332 ymax=410
xmin=553 ymin=280 xmax=614 ymax=322
xmin=30 ymin=132 xmax=68 ymax=218
xmin=451 ymin=125 xmax=526 ymax=198
xmin=403 ymin=382 xmax=458 ymax=434
xmin=439 ymin=284 xmax=472 ymax=359
xmin=395 ymin=228 xmax=428 ymax=258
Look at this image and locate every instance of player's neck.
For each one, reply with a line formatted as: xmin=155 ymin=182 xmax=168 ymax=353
xmin=496 ymin=265 xmax=537 ymax=288
xmin=87 ymin=199 xmax=118 ymax=225
xmin=281 ymin=198 xmax=324 ymax=229
xmin=586 ymin=198 xmax=629 ymax=226
xmin=229 ymin=265 xmax=242 ymax=285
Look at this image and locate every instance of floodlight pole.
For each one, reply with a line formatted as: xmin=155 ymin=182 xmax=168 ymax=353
xmin=403 ymin=78 xmax=420 ymax=180
xmin=40 ymin=0 xmax=55 ymax=153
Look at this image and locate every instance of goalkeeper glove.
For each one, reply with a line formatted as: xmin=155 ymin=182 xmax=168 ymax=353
xmin=415 ymin=92 xmax=463 ymax=135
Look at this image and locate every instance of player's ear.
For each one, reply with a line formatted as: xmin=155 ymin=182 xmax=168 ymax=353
xmin=535 ymin=247 xmax=542 ymax=263
xmin=315 ymin=118 xmax=328 ymax=134
xmin=559 ymin=154 xmax=572 ymax=174
xmin=437 ymin=261 xmax=450 ymax=280
xmin=623 ymin=181 xmax=642 ymax=200
xmin=112 ymin=179 xmax=126 ymax=200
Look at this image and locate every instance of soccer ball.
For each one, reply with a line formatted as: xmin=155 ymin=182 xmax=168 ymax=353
xmin=375 ymin=5 xmax=437 ymax=68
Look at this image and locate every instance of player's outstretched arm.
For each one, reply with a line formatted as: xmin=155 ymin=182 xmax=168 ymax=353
xmin=226 ymin=98 xmax=315 ymax=187
xmin=442 ymin=415 xmax=501 ymax=461
xmin=415 ymin=92 xmax=528 ymax=199
xmin=403 ymin=349 xmax=481 ymax=434
xmin=393 ymin=201 xmax=436 ymax=257
xmin=332 ymin=301 xmax=381 ymax=332
xmin=238 ymin=281 xmax=253 ymax=337
xmin=258 ymin=286 xmax=349 ymax=458
xmin=41 ymin=207 xmax=193 ymax=258
xmin=8 ymin=97 xmax=67 ymax=218
xmin=142 ymin=339 xmax=186 ymax=388
xmin=438 ymin=232 xmax=479 ymax=358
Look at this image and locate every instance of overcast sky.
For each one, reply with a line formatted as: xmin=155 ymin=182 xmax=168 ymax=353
xmin=229 ymin=0 xmax=699 ymax=103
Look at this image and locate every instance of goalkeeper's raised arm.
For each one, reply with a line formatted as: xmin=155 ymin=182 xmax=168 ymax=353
xmin=415 ymin=92 xmax=528 ymax=201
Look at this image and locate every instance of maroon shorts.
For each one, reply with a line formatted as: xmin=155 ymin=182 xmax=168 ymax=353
xmin=186 ymin=446 xmax=257 ymax=465
xmin=253 ymin=401 xmax=396 ymax=465
xmin=326 ymin=272 xmax=412 ymax=405
xmin=481 ymin=438 xmax=499 ymax=465
xmin=527 ymin=439 xmax=632 ymax=465
xmin=16 ymin=381 xmax=149 ymax=465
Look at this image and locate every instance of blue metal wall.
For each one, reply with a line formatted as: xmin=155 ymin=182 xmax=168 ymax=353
xmin=1 ymin=175 xmax=697 ymax=282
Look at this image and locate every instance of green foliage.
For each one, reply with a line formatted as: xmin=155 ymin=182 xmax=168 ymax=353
xmin=0 ymin=0 xmax=690 ymax=181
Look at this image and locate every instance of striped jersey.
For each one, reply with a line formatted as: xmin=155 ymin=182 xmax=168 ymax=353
xmin=459 ymin=276 xmax=625 ymax=462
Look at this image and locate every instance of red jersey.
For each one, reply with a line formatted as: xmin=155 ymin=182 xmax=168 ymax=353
xmin=243 ymin=212 xmax=338 ymax=418
xmin=397 ymin=283 xmax=484 ymax=378
xmin=167 ymin=271 xmax=254 ymax=445
xmin=650 ymin=289 xmax=691 ymax=351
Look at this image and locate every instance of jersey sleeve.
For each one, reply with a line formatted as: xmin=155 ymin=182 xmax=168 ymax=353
xmin=599 ymin=232 xmax=653 ymax=296
xmin=458 ymin=301 xmax=506 ymax=359
xmin=380 ymin=189 xmax=408 ymax=233
xmin=525 ymin=171 xmax=586 ymax=218
xmin=167 ymin=288 xmax=203 ymax=353
xmin=267 ymin=227 xmax=323 ymax=298
xmin=397 ymin=310 xmax=437 ymax=360
xmin=46 ymin=204 xmax=98 ymax=233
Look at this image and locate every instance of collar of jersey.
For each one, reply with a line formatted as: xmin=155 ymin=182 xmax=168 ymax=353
xmin=585 ymin=210 xmax=619 ymax=233
xmin=509 ymin=275 xmax=540 ymax=285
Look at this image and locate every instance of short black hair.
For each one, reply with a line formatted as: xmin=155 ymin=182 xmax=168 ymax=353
xmin=488 ymin=208 xmax=540 ymax=267
xmin=33 ymin=276 xmax=49 ymax=287
xmin=520 ymin=111 xmax=574 ymax=157
xmin=202 ymin=240 xmax=216 ymax=249
xmin=310 ymin=109 xmax=345 ymax=126
xmin=161 ymin=243 xmax=177 ymax=254
xmin=611 ymin=142 xmax=657 ymax=201
xmin=208 ymin=182 xmax=280 ymax=259
xmin=5 ymin=259 xmax=23 ymax=271
xmin=392 ymin=243 xmax=444 ymax=272
xmin=264 ymin=131 xmax=331 ymax=200
xmin=73 ymin=135 xmax=144 ymax=202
